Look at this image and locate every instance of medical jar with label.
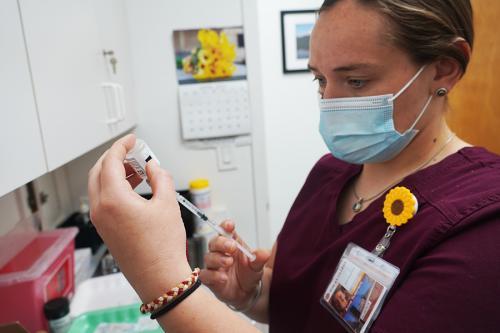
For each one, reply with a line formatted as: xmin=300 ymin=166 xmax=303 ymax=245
xmin=44 ymin=297 xmax=71 ymax=333
xmin=189 ymin=179 xmax=211 ymax=232
xmin=189 ymin=178 xmax=211 ymax=210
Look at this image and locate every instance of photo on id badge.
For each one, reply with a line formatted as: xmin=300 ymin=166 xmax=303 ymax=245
xmin=322 ymin=259 xmax=386 ymax=333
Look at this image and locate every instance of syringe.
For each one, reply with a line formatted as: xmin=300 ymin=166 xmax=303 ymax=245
xmin=175 ymin=192 xmax=256 ymax=261
xmin=124 ymin=139 xmax=256 ymax=262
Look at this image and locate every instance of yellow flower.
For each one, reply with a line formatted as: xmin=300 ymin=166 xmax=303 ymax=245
xmin=382 ymin=187 xmax=418 ymax=227
xmin=197 ymin=49 xmax=216 ymax=65
xmin=182 ymin=55 xmax=194 ymax=74
xmin=193 ymin=66 xmax=209 ymax=80
xmin=219 ymin=32 xmax=236 ymax=61
xmin=216 ymin=60 xmax=236 ymax=77
xmin=198 ymin=29 xmax=219 ymax=49
xmin=192 ymin=29 xmax=238 ymax=81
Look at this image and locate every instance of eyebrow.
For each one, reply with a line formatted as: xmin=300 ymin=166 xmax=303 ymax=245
xmin=307 ymin=63 xmax=376 ymax=73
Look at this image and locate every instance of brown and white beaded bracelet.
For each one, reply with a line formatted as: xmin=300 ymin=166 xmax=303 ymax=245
xmin=140 ymin=267 xmax=201 ymax=314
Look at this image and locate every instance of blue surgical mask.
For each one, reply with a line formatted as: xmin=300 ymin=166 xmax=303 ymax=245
xmin=318 ymin=66 xmax=432 ymax=164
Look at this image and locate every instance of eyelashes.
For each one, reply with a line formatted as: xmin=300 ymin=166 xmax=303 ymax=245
xmin=313 ymin=76 xmax=369 ymax=90
xmin=347 ymin=79 xmax=367 ymax=89
xmin=312 ymin=76 xmax=326 ymax=86
xmin=312 ymin=77 xmax=326 ymax=96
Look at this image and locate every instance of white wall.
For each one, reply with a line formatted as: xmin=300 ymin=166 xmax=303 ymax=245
xmin=122 ymin=0 xmax=328 ymax=249
xmin=123 ymin=0 xmax=269 ymax=249
xmin=255 ymin=0 xmax=327 ymax=240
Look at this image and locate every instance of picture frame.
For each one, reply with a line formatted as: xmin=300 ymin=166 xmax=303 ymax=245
xmin=280 ymin=10 xmax=317 ymax=73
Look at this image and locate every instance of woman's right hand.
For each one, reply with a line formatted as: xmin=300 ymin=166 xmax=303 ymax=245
xmin=200 ymin=220 xmax=270 ymax=310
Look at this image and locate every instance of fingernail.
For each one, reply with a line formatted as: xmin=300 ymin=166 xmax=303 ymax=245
xmin=220 ymin=276 xmax=227 ymax=283
xmin=222 ymin=257 xmax=232 ymax=266
xmin=224 ymin=240 xmax=235 ymax=251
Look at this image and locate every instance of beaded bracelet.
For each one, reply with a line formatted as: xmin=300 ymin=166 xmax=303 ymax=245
xmin=150 ymin=279 xmax=202 ymax=319
xmin=140 ymin=267 xmax=200 ymax=314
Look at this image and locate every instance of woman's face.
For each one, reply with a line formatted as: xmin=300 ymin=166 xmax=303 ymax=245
xmin=333 ymin=289 xmax=350 ymax=311
xmin=309 ymin=0 xmax=436 ymax=133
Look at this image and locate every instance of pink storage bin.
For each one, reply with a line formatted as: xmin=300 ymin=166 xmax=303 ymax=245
xmin=0 ymin=226 xmax=77 ymax=332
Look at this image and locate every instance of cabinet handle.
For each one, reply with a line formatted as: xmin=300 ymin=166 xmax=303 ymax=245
xmin=116 ymin=84 xmax=126 ymax=121
xmin=102 ymin=82 xmax=119 ymax=124
xmin=101 ymin=82 xmax=126 ymax=124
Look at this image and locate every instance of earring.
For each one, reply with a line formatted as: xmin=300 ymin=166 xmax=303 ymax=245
xmin=436 ymin=88 xmax=448 ymax=97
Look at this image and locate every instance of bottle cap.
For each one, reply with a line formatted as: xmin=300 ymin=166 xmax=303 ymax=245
xmin=44 ymin=297 xmax=70 ymax=320
xmin=189 ymin=178 xmax=210 ymax=190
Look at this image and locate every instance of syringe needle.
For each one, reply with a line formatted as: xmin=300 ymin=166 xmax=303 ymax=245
xmin=176 ymin=192 xmax=256 ymax=262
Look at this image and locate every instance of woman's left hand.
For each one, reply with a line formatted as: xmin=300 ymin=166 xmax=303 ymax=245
xmin=88 ymin=134 xmax=192 ymax=302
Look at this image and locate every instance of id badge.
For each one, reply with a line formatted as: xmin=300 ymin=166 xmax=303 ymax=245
xmin=321 ymin=243 xmax=400 ymax=333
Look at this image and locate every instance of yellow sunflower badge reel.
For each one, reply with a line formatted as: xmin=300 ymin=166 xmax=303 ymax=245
xmin=383 ymin=186 xmax=418 ymax=227
xmin=373 ymin=186 xmax=419 ymax=257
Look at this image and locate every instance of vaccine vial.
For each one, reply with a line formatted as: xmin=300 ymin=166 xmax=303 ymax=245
xmin=124 ymin=139 xmax=159 ymax=180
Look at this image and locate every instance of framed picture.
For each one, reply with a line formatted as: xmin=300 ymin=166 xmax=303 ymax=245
xmin=280 ymin=10 xmax=317 ymax=73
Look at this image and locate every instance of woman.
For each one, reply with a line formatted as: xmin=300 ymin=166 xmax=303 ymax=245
xmin=88 ymin=0 xmax=500 ymax=332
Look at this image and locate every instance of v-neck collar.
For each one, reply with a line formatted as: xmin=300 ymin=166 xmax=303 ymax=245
xmin=327 ymin=147 xmax=477 ymax=234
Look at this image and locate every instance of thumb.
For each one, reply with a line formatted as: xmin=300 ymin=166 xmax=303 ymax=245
xmin=220 ymin=220 xmax=236 ymax=234
xmin=146 ymin=160 xmax=175 ymax=201
xmin=248 ymin=248 xmax=271 ymax=273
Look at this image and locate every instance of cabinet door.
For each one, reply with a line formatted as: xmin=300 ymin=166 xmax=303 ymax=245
xmin=19 ymin=0 xmax=113 ymax=171
xmin=94 ymin=0 xmax=137 ymax=137
xmin=0 ymin=0 xmax=47 ymax=198
xmin=448 ymin=0 xmax=500 ymax=154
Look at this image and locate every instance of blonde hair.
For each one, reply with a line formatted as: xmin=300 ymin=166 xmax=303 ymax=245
xmin=319 ymin=0 xmax=474 ymax=74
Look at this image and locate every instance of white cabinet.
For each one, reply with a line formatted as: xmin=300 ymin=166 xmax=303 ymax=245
xmin=19 ymin=0 xmax=136 ymax=171
xmin=0 ymin=0 xmax=47 ymax=198
xmin=0 ymin=0 xmax=136 ymax=197
xmin=94 ymin=0 xmax=137 ymax=136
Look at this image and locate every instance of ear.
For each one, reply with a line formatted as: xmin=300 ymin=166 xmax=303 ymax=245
xmin=430 ymin=38 xmax=471 ymax=94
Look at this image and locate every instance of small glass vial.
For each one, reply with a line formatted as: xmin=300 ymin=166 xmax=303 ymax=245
xmin=44 ymin=297 xmax=71 ymax=333
xmin=124 ymin=139 xmax=160 ymax=180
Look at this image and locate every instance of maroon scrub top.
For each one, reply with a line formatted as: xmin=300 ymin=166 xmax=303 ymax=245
xmin=269 ymin=147 xmax=500 ymax=333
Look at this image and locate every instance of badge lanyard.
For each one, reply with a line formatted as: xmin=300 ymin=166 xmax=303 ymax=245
xmin=372 ymin=186 xmax=418 ymax=257
xmin=321 ymin=186 xmax=418 ymax=333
